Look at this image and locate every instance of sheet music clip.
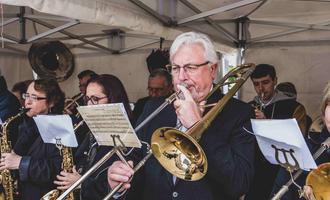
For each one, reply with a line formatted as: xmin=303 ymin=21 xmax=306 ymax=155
xmin=271 ymin=144 xmax=300 ymax=172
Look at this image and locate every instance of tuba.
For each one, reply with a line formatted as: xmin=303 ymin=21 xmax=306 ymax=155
xmin=0 ymin=108 xmax=30 ymax=200
xmin=41 ymin=120 xmax=84 ymax=200
xmin=28 ymin=41 xmax=74 ymax=82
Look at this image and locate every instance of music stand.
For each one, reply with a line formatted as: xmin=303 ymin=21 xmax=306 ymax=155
xmin=251 ymin=119 xmax=317 ymax=199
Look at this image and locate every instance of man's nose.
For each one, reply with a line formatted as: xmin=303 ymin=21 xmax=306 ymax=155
xmin=178 ymin=67 xmax=188 ymax=81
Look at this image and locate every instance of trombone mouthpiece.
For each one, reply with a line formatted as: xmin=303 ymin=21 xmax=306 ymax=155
xmin=176 ymin=83 xmax=188 ymax=100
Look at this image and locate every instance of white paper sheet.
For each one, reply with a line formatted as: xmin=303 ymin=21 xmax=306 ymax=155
xmin=251 ymin=119 xmax=317 ymax=171
xmin=78 ymin=103 xmax=141 ymax=148
xmin=33 ymin=115 xmax=78 ymax=147
xmin=0 ymin=118 xmax=3 ymax=125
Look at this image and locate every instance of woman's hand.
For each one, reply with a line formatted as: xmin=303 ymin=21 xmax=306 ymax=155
xmin=0 ymin=151 xmax=22 ymax=170
xmin=54 ymin=166 xmax=81 ymax=190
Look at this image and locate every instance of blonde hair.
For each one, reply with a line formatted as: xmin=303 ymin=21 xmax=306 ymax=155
xmin=321 ymin=82 xmax=330 ymax=116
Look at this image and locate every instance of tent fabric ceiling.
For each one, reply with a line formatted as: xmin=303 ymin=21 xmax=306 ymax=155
xmin=1 ymin=0 xmax=330 ymax=51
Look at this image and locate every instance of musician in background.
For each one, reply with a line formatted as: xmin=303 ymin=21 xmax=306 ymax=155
xmin=64 ymin=70 xmax=97 ymax=115
xmin=132 ymin=68 xmax=173 ymax=125
xmin=246 ymin=64 xmax=308 ymax=200
xmin=54 ymin=74 xmax=133 ymax=200
xmin=0 ymin=79 xmax=64 ymax=200
xmin=107 ymin=31 xmax=255 ymax=200
xmin=271 ymin=82 xmax=330 ymax=200
xmin=0 ymin=72 xmax=20 ymax=122
xmin=11 ymin=80 xmax=33 ymax=106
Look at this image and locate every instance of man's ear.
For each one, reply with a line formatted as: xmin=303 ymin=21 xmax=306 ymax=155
xmin=274 ymin=77 xmax=278 ymax=85
xmin=210 ymin=64 xmax=218 ymax=79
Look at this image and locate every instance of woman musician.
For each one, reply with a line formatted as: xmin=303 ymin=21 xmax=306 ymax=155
xmin=54 ymin=74 xmax=133 ymax=200
xmin=0 ymin=79 xmax=65 ymax=200
xmin=271 ymin=82 xmax=330 ymax=200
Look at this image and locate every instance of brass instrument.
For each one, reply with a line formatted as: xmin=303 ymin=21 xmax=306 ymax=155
xmin=28 ymin=41 xmax=75 ymax=82
xmin=58 ymin=63 xmax=256 ymax=200
xmin=271 ymin=137 xmax=330 ymax=200
xmin=0 ymin=108 xmax=30 ymax=200
xmin=63 ymin=93 xmax=84 ymax=116
xmin=306 ymin=162 xmax=330 ymax=200
xmin=103 ymin=63 xmax=256 ymax=200
xmin=41 ymin=120 xmax=84 ymax=200
xmin=151 ymin=63 xmax=255 ymax=181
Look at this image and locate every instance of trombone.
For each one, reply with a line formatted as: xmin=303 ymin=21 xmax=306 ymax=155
xmin=57 ymin=63 xmax=256 ymax=200
xmin=63 ymin=93 xmax=84 ymax=116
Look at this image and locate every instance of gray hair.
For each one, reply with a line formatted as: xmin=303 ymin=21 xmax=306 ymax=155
xmin=321 ymin=82 xmax=330 ymax=116
xmin=169 ymin=32 xmax=218 ymax=64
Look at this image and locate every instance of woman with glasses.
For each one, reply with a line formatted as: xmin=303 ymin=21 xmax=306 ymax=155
xmin=0 ymin=78 xmax=65 ymax=200
xmin=54 ymin=74 xmax=133 ymax=200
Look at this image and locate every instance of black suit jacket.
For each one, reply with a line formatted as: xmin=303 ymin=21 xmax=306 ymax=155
xmin=126 ymin=90 xmax=255 ymax=200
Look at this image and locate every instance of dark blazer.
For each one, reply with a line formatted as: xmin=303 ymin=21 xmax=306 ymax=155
xmin=126 ymin=90 xmax=255 ymax=200
xmin=13 ymin=117 xmax=62 ymax=200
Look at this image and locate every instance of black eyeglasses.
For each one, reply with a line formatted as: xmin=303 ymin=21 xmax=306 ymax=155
xmin=166 ymin=61 xmax=210 ymax=75
xmin=22 ymin=93 xmax=47 ymax=102
xmin=84 ymin=95 xmax=107 ymax=105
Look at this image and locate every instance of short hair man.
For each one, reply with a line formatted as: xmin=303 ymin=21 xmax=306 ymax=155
xmin=77 ymin=70 xmax=97 ymax=95
xmin=246 ymin=64 xmax=308 ymax=200
xmin=107 ymin=32 xmax=255 ymax=200
xmin=132 ymin=68 xmax=173 ymax=125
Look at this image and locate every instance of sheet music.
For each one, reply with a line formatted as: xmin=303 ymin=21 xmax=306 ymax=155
xmin=33 ymin=115 xmax=78 ymax=147
xmin=251 ymin=119 xmax=317 ymax=171
xmin=78 ymin=103 xmax=141 ymax=148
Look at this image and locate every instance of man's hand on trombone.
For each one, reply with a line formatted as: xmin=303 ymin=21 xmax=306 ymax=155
xmin=173 ymin=84 xmax=203 ymax=129
xmin=107 ymin=160 xmax=134 ymax=192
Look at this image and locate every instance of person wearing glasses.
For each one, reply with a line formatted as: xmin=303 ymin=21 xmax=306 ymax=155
xmin=132 ymin=68 xmax=173 ymax=126
xmin=0 ymin=79 xmax=65 ymax=200
xmin=107 ymin=32 xmax=255 ymax=200
xmin=54 ymin=74 xmax=133 ymax=200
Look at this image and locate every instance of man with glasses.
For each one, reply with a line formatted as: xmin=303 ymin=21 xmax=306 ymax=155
xmin=107 ymin=32 xmax=255 ymax=200
xmin=132 ymin=68 xmax=173 ymax=125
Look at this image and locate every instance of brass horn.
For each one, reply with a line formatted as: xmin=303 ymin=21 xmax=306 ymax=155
xmin=28 ymin=41 xmax=74 ymax=82
xmin=151 ymin=63 xmax=256 ymax=181
xmin=305 ymin=162 xmax=330 ymax=200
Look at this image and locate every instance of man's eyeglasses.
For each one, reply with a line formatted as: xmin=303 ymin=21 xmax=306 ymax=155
xmin=84 ymin=95 xmax=107 ymax=105
xmin=22 ymin=93 xmax=47 ymax=102
xmin=166 ymin=61 xmax=210 ymax=75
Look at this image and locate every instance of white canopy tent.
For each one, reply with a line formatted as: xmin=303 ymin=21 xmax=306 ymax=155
xmin=0 ymin=0 xmax=329 ymax=118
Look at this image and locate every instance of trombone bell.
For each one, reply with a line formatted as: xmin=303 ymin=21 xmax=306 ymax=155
xmin=151 ymin=127 xmax=207 ymax=181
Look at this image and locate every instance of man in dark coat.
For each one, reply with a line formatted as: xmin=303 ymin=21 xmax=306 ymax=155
xmin=246 ymin=64 xmax=308 ymax=200
xmin=107 ymin=31 xmax=255 ymax=200
xmin=132 ymin=68 xmax=173 ymax=126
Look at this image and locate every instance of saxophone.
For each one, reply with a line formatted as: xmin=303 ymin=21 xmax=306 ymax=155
xmin=0 ymin=108 xmax=29 ymax=200
xmin=41 ymin=120 xmax=84 ymax=200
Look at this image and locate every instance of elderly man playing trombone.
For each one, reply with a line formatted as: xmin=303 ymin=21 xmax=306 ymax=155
xmin=107 ymin=32 xmax=256 ymax=200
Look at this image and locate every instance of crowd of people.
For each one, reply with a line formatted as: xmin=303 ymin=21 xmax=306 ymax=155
xmin=0 ymin=31 xmax=329 ymax=200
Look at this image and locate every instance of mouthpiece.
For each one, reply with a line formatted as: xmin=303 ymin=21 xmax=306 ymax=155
xmin=177 ymin=83 xmax=188 ymax=100
xmin=19 ymin=107 xmax=31 ymax=114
